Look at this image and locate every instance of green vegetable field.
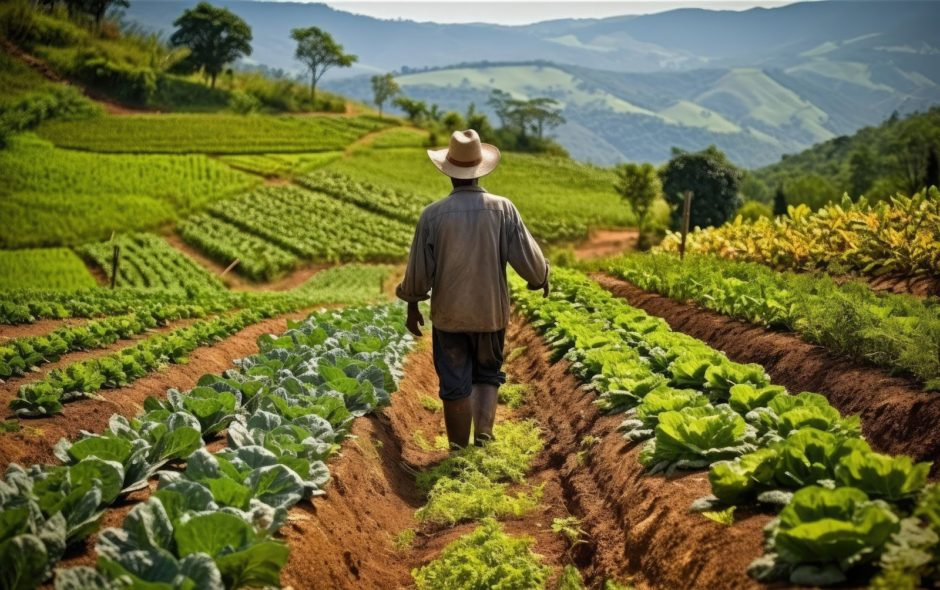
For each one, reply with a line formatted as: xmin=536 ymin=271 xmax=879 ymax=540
xmin=2 ymin=3 xmax=940 ymax=588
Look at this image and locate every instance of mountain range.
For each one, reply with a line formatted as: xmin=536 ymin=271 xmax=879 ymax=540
xmin=125 ymin=1 xmax=940 ymax=167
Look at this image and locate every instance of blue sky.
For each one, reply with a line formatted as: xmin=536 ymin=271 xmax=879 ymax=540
xmin=320 ymin=1 xmax=800 ymax=25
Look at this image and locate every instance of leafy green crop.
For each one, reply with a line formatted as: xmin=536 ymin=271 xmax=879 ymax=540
xmin=3 ymin=303 xmax=414 ymax=587
xmin=412 ymin=518 xmax=550 ymax=590
xmin=511 ymin=268 xmax=937 ymax=586
xmin=605 ymin=251 xmax=940 ymax=389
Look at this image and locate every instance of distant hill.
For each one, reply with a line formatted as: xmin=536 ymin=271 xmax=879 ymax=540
xmin=751 ymin=106 xmax=940 ymax=201
xmin=124 ymin=1 xmax=940 ymax=167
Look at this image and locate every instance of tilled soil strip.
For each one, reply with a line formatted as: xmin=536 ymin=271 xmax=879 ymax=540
xmin=0 ymin=318 xmax=198 ymax=406
xmin=281 ymin=317 xmax=770 ymax=590
xmin=0 ymin=310 xmax=315 ymax=469
xmin=509 ymin=318 xmax=768 ymax=590
xmin=0 ymin=317 xmax=88 ymax=341
xmin=280 ymin=337 xmax=581 ymax=589
xmin=592 ymin=273 xmax=940 ymax=471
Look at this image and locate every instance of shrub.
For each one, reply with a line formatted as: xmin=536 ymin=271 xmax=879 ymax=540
xmin=736 ymin=200 xmax=773 ymax=221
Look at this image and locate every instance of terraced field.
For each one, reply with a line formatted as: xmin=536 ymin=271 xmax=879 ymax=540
xmin=2 ymin=54 xmax=939 ymax=590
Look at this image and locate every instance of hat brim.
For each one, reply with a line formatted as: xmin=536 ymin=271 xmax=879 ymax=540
xmin=427 ymin=144 xmax=501 ymax=180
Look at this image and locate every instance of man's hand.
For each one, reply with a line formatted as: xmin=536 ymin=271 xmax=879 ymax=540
xmin=406 ymin=302 xmax=425 ymax=337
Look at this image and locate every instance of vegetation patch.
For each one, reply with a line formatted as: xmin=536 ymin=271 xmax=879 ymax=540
xmin=416 ymin=420 xmax=543 ymax=493
xmin=412 ymin=518 xmax=550 ymax=590
xmin=0 ymin=247 xmax=96 ymax=290
xmin=498 ymin=383 xmax=528 ymax=409
xmin=419 ymin=395 xmax=443 ymax=413
xmin=606 ymin=252 xmax=940 ymax=389
xmin=414 ymin=420 xmax=543 ymax=525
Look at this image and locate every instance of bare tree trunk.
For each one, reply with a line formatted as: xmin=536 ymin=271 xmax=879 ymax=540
xmin=210 ymin=72 xmax=217 ymax=88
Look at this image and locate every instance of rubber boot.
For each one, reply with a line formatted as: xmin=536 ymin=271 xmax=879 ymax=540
xmin=443 ymin=396 xmax=473 ymax=450
xmin=472 ymin=384 xmax=499 ymax=446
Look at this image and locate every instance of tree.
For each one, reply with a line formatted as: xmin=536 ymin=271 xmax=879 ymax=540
xmin=170 ymin=2 xmax=252 ymax=89
xmin=291 ymin=26 xmax=356 ymax=104
xmin=487 ymin=89 xmax=513 ymax=127
xmin=924 ymin=146 xmax=939 ymax=189
xmin=393 ymin=96 xmax=427 ymax=123
xmin=848 ymin=146 xmax=877 ymax=198
xmin=465 ymin=103 xmax=495 ymax=139
xmin=67 ymin=0 xmax=129 ymax=28
xmin=614 ymin=162 xmax=662 ymax=249
xmin=524 ymin=97 xmax=565 ymax=139
xmin=783 ymin=174 xmax=840 ymax=210
xmin=659 ymin=146 xmax=743 ymax=230
xmin=773 ymin=185 xmax=788 ymax=217
xmin=370 ymin=73 xmax=399 ymax=119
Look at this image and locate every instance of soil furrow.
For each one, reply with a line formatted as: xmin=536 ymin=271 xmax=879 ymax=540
xmin=591 ymin=273 xmax=940 ymax=470
xmin=0 ymin=318 xmax=87 ymax=341
xmin=0 ymin=310 xmax=315 ymax=469
xmin=0 ymin=318 xmax=197 ymax=405
xmin=508 ymin=318 xmax=769 ymax=590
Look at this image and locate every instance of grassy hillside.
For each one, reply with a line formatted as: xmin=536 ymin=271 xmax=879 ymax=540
xmin=751 ymin=106 xmax=940 ymax=203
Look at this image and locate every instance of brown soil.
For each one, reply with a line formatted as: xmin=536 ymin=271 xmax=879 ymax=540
xmin=574 ymin=229 xmax=639 ymax=261
xmin=280 ymin=336 xmax=576 ymax=589
xmin=0 ymin=318 xmax=83 ymax=341
xmin=862 ymin=273 xmax=939 ymax=298
xmin=509 ymin=319 xmax=769 ymax=589
xmin=592 ymin=273 xmax=940 ymax=471
xmin=0 ymin=319 xmax=196 ymax=403
xmin=0 ymin=311 xmax=313 ymax=469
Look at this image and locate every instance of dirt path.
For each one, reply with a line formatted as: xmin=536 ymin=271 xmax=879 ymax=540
xmin=592 ymin=273 xmax=940 ymax=471
xmin=0 ymin=318 xmax=86 ymax=341
xmin=574 ymin=228 xmax=638 ymax=261
xmin=0 ymin=318 xmax=197 ymax=410
xmin=0 ymin=310 xmax=314 ymax=469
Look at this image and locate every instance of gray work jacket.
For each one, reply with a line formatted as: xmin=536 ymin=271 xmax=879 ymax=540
xmin=395 ymin=186 xmax=549 ymax=332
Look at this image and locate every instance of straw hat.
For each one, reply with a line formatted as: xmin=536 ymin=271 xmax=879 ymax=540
xmin=427 ymin=129 xmax=501 ymax=179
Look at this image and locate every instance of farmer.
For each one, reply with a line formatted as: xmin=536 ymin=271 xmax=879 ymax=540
xmin=396 ymin=129 xmax=550 ymax=449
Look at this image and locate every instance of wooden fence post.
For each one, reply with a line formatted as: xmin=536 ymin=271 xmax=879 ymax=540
xmin=110 ymin=244 xmax=120 ymax=289
xmin=679 ymin=190 xmax=693 ymax=260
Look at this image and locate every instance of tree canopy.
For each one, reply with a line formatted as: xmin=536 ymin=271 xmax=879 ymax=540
xmin=291 ymin=26 xmax=357 ymax=103
xmin=659 ymin=145 xmax=743 ymax=230
xmin=370 ymin=73 xmax=399 ymax=119
xmin=170 ymin=2 xmax=252 ymax=88
xmin=614 ymin=162 xmax=661 ymax=248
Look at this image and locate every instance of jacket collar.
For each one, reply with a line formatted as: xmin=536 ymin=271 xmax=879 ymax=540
xmin=449 ymin=186 xmax=486 ymax=195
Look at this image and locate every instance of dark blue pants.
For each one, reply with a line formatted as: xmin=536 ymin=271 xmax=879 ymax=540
xmin=432 ymin=328 xmax=506 ymax=400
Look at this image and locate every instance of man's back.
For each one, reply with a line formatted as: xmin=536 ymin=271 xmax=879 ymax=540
xmin=396 ymin=185 xmax=548 ymax=332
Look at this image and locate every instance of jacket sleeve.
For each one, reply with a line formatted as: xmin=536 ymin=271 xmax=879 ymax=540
xmin=396 ymin=213 xmax=434 ymax=303
xmin=507 ymin=206 xmax=549 ymax=289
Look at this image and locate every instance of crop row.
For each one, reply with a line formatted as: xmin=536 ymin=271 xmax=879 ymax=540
xmin=177 ymin=214 xmax=299 ymax=282
xmin=0 ymin=263 xmax=393 ymax=326
xmin=180 ymin=184 xmax=412 ymax=280
xmin=1 ymin=304 xmax=412 ymax=588
xmin=0 ymin=304 xmax=212 ymax=380
xmin=36 ymin=114 xmax=387 ymax=154
xmin=216 ymin=152 xmax=341 ymax=178
xmin=0 ymin=247 xmax=96 ymax=291
xmin=8 ymin=264 xmax=397 ymax=416
xmin=296 ymin=170 xmax=430 ymax=224
xmin=658 ymin=189 xmax=940 ymax=281
xmin=0 ymin=286 xmax=231 ymax=325
xmin=512 ymin=269 xmax=938 ymax=587
xmin=605 ymin=253 xmax=940 ymax=389
xmin=0 ymin=134 xmax=257 ymax=248
xmin=77 ymin=233 xmax=225 ymax=292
